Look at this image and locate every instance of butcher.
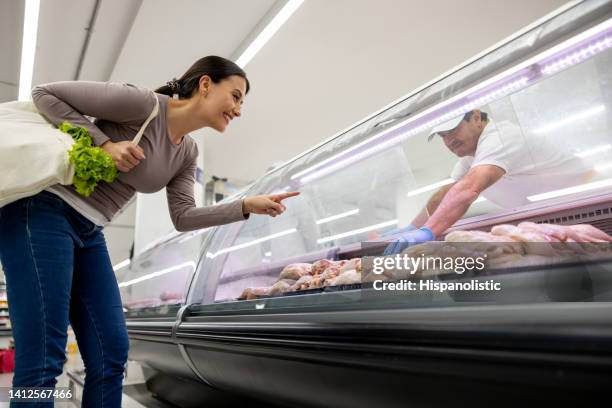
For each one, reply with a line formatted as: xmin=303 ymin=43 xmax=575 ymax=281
xmin=384 ymin=109 xmax=598 ymax=254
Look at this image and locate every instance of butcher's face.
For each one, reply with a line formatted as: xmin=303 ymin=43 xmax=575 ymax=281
xmin=440 ymin=112 xmax=484 ymax=157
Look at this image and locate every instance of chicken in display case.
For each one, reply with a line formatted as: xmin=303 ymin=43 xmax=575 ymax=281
xmin=119 ymin=2 xmax=612 ymax=407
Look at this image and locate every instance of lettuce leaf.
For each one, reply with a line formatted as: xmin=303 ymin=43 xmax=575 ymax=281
xmin=59 ymin=122 xmax=118 ymax=196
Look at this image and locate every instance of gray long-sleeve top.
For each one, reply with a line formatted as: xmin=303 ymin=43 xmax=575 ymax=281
xmin=31 ymin=81 xmax=248 ymax=232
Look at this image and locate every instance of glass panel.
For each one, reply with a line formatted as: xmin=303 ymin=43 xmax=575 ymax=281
xmin=186 ymin=11 xmax=612 ymax=308
xmin=118 ymin=228 xmax=211 ymax=310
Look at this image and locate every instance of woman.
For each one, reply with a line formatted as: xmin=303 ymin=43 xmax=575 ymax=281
xmin=0 ymin=56 xmax=298 ymax=407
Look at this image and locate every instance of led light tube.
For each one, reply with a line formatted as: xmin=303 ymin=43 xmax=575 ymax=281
xmin=236 ymin=0 xmax=304 ymax=68
xmin=315 ymin=209 xmax=360 ymax=225
xmin=18 ymin=0 xmax=40 ymax=101
xmin=317 ymin=219 xmax=398 ymax=244
xmin=575 ymin=143 xmax=612 ymax=158
xmin=407 ymin=178 xmax=455 ymax=197
xmin=207 ymin=228 xmax=297 ymax=258
xmin=118 ymin=262 xmax=196 ymax=288
xmin=527 ymin=178 xmax=612 ymax=202
xmin=113 ymin=258 xmax=131 ymax=272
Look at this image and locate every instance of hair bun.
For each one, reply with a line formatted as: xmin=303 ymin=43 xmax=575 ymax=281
xmin=166 ymin=78 xmax=181 ymax=93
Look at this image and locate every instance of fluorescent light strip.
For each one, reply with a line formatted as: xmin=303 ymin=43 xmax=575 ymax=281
xmin=407 ymin=178 xmax=455 ymax=197
xmin=291 ymin=78 xmax=525 ymax=181
xmin=177 ymin=228 xmax=210 ymax=244
xmin=575 ymin=144 xmax=612 ymax=158
xmin=118 ymin=262 xmax=196 ymax=288
xmin=533 ymin=105 xmax=606 ymax=134
xmin=207 ymin=228 xmax=297 ymax=258
xmin=315 ymin=208 xmax=360 ymax=225
xmin=113 ymin=258 xmax=131 ymax=272
xmin=297 ymin=75 xmax=529 ymax=184
xmin=527 ymin=177 xmax=612 ymax=202
xmin=18 ymin=0 xmax=40 ymax=101
xmin=292 ymin=20 xmax=612 ymax=185
xmin=290 ymin=80 xmax=531 ymax=182
xmin=236 ymin=0 xmax=304 ymax=68
xmin=542 ymin=35 xmax=612 ymax=75
xmin=317 ymin=219 xmax=398 ymax=244
xmin=595 ymin=162 xmax=612 ymax=172
xmin=264 ymin=251 xmax=272 ymax=257
xmin=290 ymin=116 xmax=412 ymax=180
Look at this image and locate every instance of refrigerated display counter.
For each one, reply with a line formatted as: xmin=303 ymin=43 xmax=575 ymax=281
xmin=120 ymin=2 xmax=612 ymax=406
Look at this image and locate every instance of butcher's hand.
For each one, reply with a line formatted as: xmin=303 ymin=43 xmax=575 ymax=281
xmin=101 ymin=140 xmax=145 ymax=173
xmin=383 ymin=227 xmax=435 ymax=256
xmin=243 ymin=192 xmax=300 ymax=218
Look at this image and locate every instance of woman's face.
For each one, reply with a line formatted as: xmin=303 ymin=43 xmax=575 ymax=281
xmin=200 ymin=75 xmax=247 ymax=132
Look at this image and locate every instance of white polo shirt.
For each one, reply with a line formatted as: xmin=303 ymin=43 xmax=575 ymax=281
xmin=450 ymin=120 xmax=594 ymax=208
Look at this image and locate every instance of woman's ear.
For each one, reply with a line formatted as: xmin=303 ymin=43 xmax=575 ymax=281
xmin=199 ymin=75 xmax=212 ymax=96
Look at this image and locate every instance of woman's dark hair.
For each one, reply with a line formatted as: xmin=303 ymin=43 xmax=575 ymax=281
xmin=155 ymin=56 xmax=250 ymax=99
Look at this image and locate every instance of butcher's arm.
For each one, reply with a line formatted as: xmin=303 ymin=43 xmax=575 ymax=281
xmin=424 ymin=165 xmax=505 ymax=237
xmin=411 ymin=183 xmax=455 ymax=227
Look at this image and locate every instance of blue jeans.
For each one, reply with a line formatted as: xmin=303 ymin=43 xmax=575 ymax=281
xmin=0 ymin=192 xmax=128 ymax=407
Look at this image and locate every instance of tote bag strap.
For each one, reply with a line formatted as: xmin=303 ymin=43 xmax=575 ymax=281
xmin=131 ymin=92 xmax=160 ymax=146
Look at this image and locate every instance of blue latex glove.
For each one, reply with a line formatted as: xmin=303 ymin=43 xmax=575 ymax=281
xmin=380 ymin=224 xmax=416 ymax=238
xmin=383 ymin=227 xmax=435 ymax=255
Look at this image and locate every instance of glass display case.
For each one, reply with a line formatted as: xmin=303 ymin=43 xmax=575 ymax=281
xmin=122 ymin=3 xmax=612 ymax=407
xmin=183 ymin=0 xmax=612 ymax=310
xmin=119 ymin=227 xmax=212 ymax=313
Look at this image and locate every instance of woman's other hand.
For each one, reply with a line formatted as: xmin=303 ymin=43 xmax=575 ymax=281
xmin=101 ymin=141 xmax=146 ymax=172
xmin=243 ymin=192 xmax=300 ymax=217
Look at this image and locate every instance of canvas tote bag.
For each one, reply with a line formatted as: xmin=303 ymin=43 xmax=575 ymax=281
xmin=0 ymin=94 xmax=159 ymax=207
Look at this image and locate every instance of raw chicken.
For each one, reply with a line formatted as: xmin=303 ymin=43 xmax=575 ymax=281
xmin=336 ymin=259 xmax=348 ymax=268
xmin=444 ymin=230 xmax=524 ymax=257
xmin=330 ymin=270 xmax=361 ymax=286
xmin=311 ymin=259 xmax=335 ymax=275
xmin=308 ymin=275 xmax=324 ymax=289
xmin=292 ymin=275 xmax=313 ymax=291
xmin=564 ymin=224 xmax=612 ymax=243
xmin=516 ymin=222 xmax=566 ymax=242
xmin=269 ymin=279 xmax=295 ymax=296
xmin=493 ymin=223 xmax=575 ymax=256
xmin=279 ymin=263 xmax=312 ymax=280
xmin=239 ymin=287 xmax=271 ymax=300
xmin=339 ymin=258 xmax=362 ymax=273
xmin=320 ymin=266 xmax=341 ymax=281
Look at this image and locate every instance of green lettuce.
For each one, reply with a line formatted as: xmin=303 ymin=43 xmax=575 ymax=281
xmin=58 ymin=122 xmax=118 ymax=196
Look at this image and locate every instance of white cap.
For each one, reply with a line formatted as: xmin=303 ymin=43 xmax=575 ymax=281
xmin=427 ymin=115 xmax=464 ymax=142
